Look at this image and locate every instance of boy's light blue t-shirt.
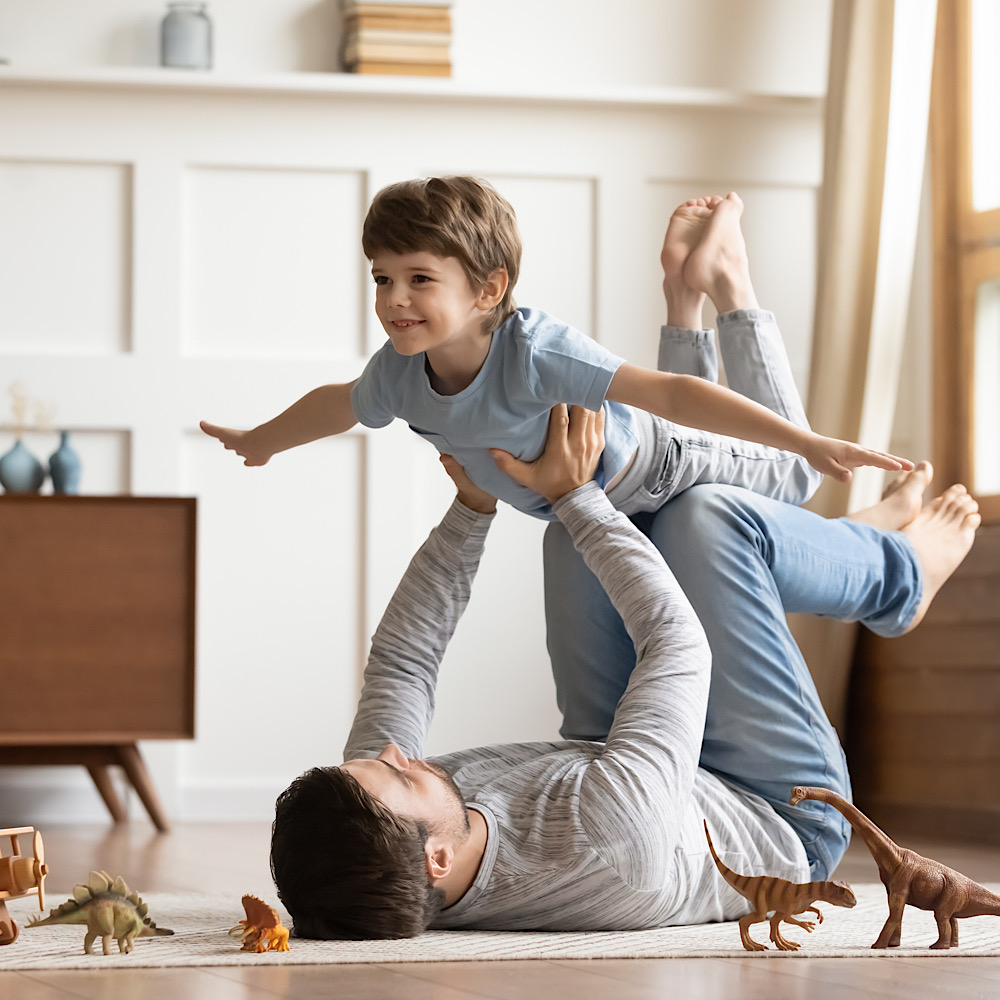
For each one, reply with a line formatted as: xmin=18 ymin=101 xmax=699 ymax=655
xmin=350 ymin=307 xmax=639 ymax=519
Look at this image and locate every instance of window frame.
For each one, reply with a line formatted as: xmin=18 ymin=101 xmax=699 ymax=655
xmin=931 ymin=0 xmax=1000 ymax=521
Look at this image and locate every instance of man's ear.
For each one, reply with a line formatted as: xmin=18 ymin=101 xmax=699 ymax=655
xmin=425 ymin=839 xmax=455 ymax=884
xmin=477 ymin=268 xmax=508 ymax=311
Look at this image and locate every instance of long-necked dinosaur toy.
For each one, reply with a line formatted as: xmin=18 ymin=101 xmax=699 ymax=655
xmin=790 ymin=786 xmax=1000 ymax=949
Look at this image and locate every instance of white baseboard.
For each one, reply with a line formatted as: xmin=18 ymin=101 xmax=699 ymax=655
xmin=0 ymin=771 xmax=282 ymax=825
xmin=0 ymin=770 xmax=118 ymax=826
xmin=177 ymin=781 xmax=285 ymax=823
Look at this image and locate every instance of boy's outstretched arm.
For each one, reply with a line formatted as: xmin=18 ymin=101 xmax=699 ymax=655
xmin=607 ymin=364 xmax=912 ymax=483
xmin=200 ymin=381 xmax=359 ymax=466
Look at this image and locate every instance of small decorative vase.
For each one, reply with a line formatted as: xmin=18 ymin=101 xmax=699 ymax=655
xmin=0 ymin=439 xmax=46 ymax=493
xmin=48 ymin=430 xmax=82 ymax=495
xmin=160 ymin=1 xmax=213 ymax=70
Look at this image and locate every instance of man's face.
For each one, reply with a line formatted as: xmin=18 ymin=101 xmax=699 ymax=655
xmin=340 ymin=743 xmax=470 ymax=842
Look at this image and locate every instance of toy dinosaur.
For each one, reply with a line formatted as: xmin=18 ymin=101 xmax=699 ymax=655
xmin=229 ymin=893 xmax=290 ymax=953
xmin=790 ymin=786 xmax=1000 ymax=949
xmin=704 ymin=820 xmax=857 ymax=951
xmin=27 ymin=870 xmax=173 ymax=955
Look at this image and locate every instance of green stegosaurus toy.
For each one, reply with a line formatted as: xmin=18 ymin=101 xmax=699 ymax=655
xmin=28 ymin=870 xmax=173 ymax=955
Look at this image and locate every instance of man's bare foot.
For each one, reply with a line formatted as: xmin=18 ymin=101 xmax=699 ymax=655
xmin=661 ymin=197 xmax=719 ymax=330
xmin=683 ymin=192 xmax=759 ymax=313
xmin=900 ymin=484 xmax=981 ymax=632
xmin=849 ymin=460 xmax=933 ymax=531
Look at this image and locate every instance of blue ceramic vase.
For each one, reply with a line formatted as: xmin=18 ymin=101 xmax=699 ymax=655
xmin=0 ymin=439 xmax=46 ymax=493
xmin=48 ymin=430 xmax=82 ymax=495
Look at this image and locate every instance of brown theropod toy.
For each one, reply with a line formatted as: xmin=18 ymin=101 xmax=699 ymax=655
xmin=704 ymin=820 xmax=857 ymax=951
xmin=790 ymin=786 xmax=1000 ymax=949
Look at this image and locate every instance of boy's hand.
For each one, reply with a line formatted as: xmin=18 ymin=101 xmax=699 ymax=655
xmin=200 ymin=420 xmax=274 ymax=467
xmin=491 ymin=404 xmax=605 ymax=504
xmin=803 ymin=433 xmax=914 ymax=483
xmin=439 ymin=454 xmax=497 ymax=514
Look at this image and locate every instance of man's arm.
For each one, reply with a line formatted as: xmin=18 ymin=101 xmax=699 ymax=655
xmin=343 ymin=495 xmax=495 ymax=761
xmin=496 ymin=409 xmax=711 ymax=888
xmin=200 ymin=381 xmax=359 ymax=467
xmin=606 ymin=362 xmax=911 ymax=482
xmin=554 ymin=484 xmax=710 ymax=887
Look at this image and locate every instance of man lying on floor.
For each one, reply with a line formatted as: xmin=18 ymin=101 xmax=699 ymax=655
xmin=269 ymin=404 xmax=979 ymax=939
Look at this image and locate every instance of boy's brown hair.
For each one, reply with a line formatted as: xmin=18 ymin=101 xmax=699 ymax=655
xmin=362 ymin=176 xmax=521 ymax=332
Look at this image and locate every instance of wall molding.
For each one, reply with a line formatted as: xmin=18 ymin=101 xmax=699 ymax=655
xmin=0 ymin=66 xmax=824 ymax=113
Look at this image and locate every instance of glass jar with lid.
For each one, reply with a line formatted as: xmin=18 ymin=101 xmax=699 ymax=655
xmin=160 ymin=2 xmax=213 ymax=70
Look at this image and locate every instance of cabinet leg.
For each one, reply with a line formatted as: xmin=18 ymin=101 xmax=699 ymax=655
xmin=115 ymin=744 xmax=171 ymax=833
xmin=86 ymin=764 xmax=127 ymax=824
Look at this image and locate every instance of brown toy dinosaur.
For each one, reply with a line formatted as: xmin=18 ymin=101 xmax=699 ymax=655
xmin=704 ymin=820 xmax=857 ymax=951
xmin=229 ymin=894 xmax=290 ymax=953
xmin=790 ymin=786 xmax=1000 ymax=949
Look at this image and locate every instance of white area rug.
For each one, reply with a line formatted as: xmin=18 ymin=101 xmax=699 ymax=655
xmin=2 ymin=884 xmax=999 ymax=970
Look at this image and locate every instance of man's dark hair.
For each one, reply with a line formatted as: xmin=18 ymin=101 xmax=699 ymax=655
xmin=270 ymin=766 xmax=446 ymax=939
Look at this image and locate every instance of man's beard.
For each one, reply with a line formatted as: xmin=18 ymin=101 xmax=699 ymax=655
xmin=425 ymin=759 xmax=472 ymax=838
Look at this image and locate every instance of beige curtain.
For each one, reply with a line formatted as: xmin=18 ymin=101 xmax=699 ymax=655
xmin=791 ymin=0 xmax=938 ymax=731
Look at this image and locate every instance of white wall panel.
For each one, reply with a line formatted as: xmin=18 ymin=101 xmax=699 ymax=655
xmin=178 ymin=430 xmax=362 ymax=806
xmin=486 ymin=175 xmax=597 ymax=339
xmin=0 ymin=159 xmax=132 ymax=355
xmin=0 ymin=71 xmax=826 ymax=822
xmin=182 ymin=166 xmax=365 ymax=358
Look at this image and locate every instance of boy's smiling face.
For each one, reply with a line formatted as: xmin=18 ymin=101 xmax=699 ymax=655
xmin=371 ymin=251 xmax=495 ymax=360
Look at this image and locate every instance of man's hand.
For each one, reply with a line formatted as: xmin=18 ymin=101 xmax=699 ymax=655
xmin=200 ymin=421 xmax=274 ymax=467
xmin=439 ymin=454 xmax=497 ymax=514
xmin=491 ymin=404 xmax=605 ymax=504
xmin=802 ymin=433 xmax=914 ymax=484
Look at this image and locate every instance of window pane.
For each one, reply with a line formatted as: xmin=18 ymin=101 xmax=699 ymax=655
xmin=974 ymin=276 xmax=1000 ymax=494
xmin=971 ymin=0 xmax=1000 ymax=212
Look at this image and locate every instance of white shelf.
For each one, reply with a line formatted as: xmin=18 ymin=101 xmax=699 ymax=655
xmin=0 ymin=65 xmax=823 ymax=113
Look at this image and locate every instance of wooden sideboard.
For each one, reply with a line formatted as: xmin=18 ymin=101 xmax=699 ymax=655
xmin=0 ymin=495 xmax=196 ymax=832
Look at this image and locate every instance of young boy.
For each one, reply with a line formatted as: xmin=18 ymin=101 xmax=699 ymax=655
xmin=201 ymin=177 xmax=910 ymax=520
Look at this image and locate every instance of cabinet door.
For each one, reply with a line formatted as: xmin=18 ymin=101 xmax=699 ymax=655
xmin=0 ymin=497 xmax=195 ymax=743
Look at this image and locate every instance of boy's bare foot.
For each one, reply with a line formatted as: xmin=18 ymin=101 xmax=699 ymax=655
xmin=900 ymin=483 xmax=981 ymax=632
xmin=661 ymin=197 xmax=719 ymax=330
xmin=683 ymin=192 xmax=759 ymax=313
xmin=848 ymin=460 xmax=933 ymax=531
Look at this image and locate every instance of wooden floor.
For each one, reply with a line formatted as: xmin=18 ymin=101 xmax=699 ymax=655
xmin=3 ymin=821 xmax=1000 ymax=999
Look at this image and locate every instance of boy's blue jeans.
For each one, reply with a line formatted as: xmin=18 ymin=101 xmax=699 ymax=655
xmin=542 ymin=485 xmax=922 ymax=880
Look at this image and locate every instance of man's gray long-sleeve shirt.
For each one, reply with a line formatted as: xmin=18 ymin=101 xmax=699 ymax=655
xmin=344 ymin=483 xmax=808 ymax=931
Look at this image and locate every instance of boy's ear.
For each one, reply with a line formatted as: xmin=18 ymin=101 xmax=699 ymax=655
xmin=477 ymin=268 xmax=508 ymax=310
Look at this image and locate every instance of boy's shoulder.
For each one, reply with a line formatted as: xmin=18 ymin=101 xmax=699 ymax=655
xmin=505 ymin=306 xmax=585 ymax=348
xmin=507 ymin=308 xmax=619 ymax=366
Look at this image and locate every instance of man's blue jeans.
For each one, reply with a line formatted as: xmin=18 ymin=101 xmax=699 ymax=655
xmin=542 ymin=484 xmax=923 ymax=879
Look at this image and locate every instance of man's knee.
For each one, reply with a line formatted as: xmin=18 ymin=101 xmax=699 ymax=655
xmin=651 ymin=485 xmax=762 ymax=563
xmin=542 ymin=519 xmax=574 ymax=568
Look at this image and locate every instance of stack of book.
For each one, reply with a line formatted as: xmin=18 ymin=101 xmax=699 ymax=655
xmin=341 ymin=0 xmax=452 ymax=78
